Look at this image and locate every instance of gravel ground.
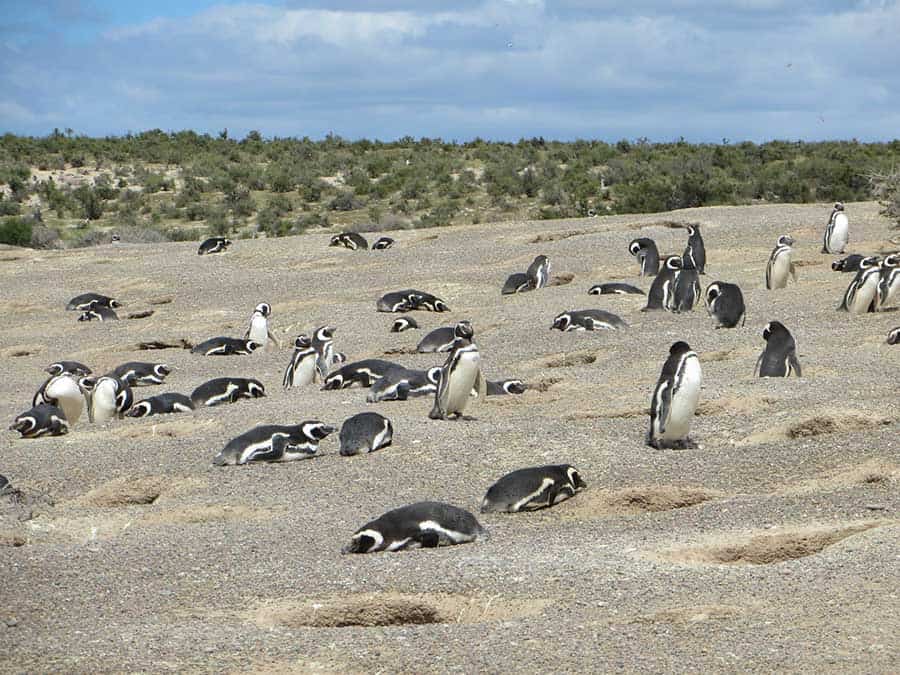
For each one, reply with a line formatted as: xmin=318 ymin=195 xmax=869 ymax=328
xmin=1 ymin=202 xmax=898 ymax=674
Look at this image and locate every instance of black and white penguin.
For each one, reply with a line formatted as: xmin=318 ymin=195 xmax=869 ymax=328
xmin=213 ymin=422 xmax=335 ymax=466
xmin=66 ymin=293 xmax=120 ymax=311
xmin=526 ymin=255 xmax=551 ymax=289
xmin=282 ymin=334 xmax=319 ymax=388
xmin=648 ymin=341 xmax=702 ymax=449
xmin=342 ymin=502 xmax=485 ymax=554
xmin=644 ymin=255 xmax=682 ymax=310
xmin=682 ymin=224 xmax=706 ymax=274
xmin=429 ymin=321 xmax=486 ymax=420
xmin=672 ymin=262 xmax=701 ymax=312
xmin=190 ymin=337 xmax=259 ymax=356
xmin=481 ymin=465 xmax=586 ymax=513
xmin=588 ymin=282 xmax=644 ymax=295
xmin=822 ymin=202 xmax=849 ymax=254
xmin=877 ymin=253 xmax=899 ymax=310
xmin=832 ymin=254 xmax=865 ymax=273
xmin=311 ymin=325 xmax=337 ymax=379
xmin=191 ymin=377 xmax=265 ymax=407
xmin=887 ymin=327 xmax=900 ymax=345
xmin=416 ymin=326 xmax=457 ymax=353
xmin=629 ymin=238 xmax=660 ymax=277
xmin=198 ymin=237 xmax=231 ymax=255
xmin=9 ymin=404 xmax=69 ymax=438
xmin=486 ymin=379 xmax=526 ymax=395
xmin=372 ymin=236 xmax=394 ymax=250
xmin=124 ymin=393 xmax=195 ymax=417
xmin=339 ymin=412 xmax=393 ymax=456
xmin=390 ymin=316 xmax=419 ymax=332
xmin=110 ymin=362 xmax=170 ymax=386
xmin=376 ymin=289 xmax=449 ymax=313
xmin=33 ymin=373 xmax=86 ymax=426
xmin=44 ymin=361 xmax=92 ymax=377
xmin=245 ymin=302 xmax=280 ymax=348
xmin=330 ymin=232 xmax=369 ymax=250
xmin=838 ymin=256 xmax=881 ymax=314
xmin=766 ymin=235 xmax=797 ymax=290
xmin=366 ymin=367 xmax=441 ymax=402
xmin=755 ymin=321 xmax=801 ymax=377
xmin=705 ymin=281 xmax=746 ymax=328
xmin=501 ymin=272 xmax=531 ymax=295
xmin=551 ymin=309 xmax=627 ymax=331
xmin=322 ymin=359 xmax=406 ymax=390
xmin=78 ymin=302 xmax=119 ymax=321
xmin=85 ymin=375 xmax=132 ymax=423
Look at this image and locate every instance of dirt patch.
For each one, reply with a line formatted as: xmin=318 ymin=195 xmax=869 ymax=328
xmin=741 ymin=411 xmax=893 ymax=445
xmin=528 ymin=377 xmax=563 ymax=392
xmin=126 ymin=339 xmax=193 ymax=351
xmin=658 ymin=521 xmax=894 ymax=566
xmin=148 ymin=296 xmax=174 ymax=305
xmin=778 ymin=458 xmax=899 ymax=494
xmin=117 ymin=420 xmax=213 ymax=439
xmin=562 ymin=486 xmax=720 ymax=518
xmin=567 ymin=405 xmax=647 ymax=420
xmin=126 ymin=309 xmax=155 ymax=320
xmin=0 ymin=344 xmax=44 ymax=357
xmin=695 ymin=395 xmax=776 ymax=416
xmin=252 ymin=593 xmax=550 ymax=629
xmin=632 ymin=604 xmax=746 ymax=624
xmin=0 ymin=529 xmax=27 ymax=547
xmin=548 ymin=272 xmax=575 ymax=286
xmin=530 ymin=230 xmax=586 ymax=243
xmin=80 ymin=476 xmax=170 ymax=507
xmin=542 ymin=350 xmax=597 ymax=368
xmin=142 ymin=504 xmax=271 ymax=526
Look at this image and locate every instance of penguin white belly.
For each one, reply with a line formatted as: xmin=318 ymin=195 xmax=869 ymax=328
xmin=770 ymin=253 xmax=791 ymax=289
xmin=445 ymin=351 xmax=480 ymax=414
xmin=46 ymin=378 xmax=84 ymax=425
xmin=292 ymin=356 xmax=317 ymax=386
xmin=91 ymin=382 xmax=119 ymax=423
xmin=848 ymin=275 xmax=879 ymax=314
xmin=827 ymin=215 xmax=849 ymax=253
xmin=663 ymin=358 xmax=701 ymax=441
xmin=248 ymin=316 xmax=268 ymax=345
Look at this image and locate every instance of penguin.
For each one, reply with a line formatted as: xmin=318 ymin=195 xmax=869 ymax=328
xmin=588 ymin=282 xmax=644 ymax=295
xmin=245 ymin=302 xmax=280 ymax=348
xmin=705 ymin=281 xmax=746 ymax=328
xmin=190 ymin=337 xmax=259 ymax=356
xmin=282 ymin=334 xmax=319 ymax=388
xmin=481 ymin=465 xmax=586 ymax=513
xmin=109 ymin=362 xmax=170 ymax=386
xmin=429 ymin=321 xmax=486 ymax=420
xmin=755 ymin=321 xmax=802 ymax=377
xmin=78 ymin=302 xmax=119 ymax=321
xmin=44 ymin=361 xmax=92 ymax=377
xmin=486 ymin=379 xmax=526 ymax=395
xmin=66 ymin=293 xmax=120 ymax=311
xmin=339 ymin=412 xmax=393 ymax=456
xmin=416 ymin=326 xmax=458 ymax=353
xmin=501 ymin=272 xmax=531 ymax=295
xmin=85 ymin=375 xmax=132 ymax=423
xmin=766 ymin=235 xmax=797 ymax=290
xmin=887 ymin=327 xmax=900 ymax=345
xmin=647 ymin=341 xmax=702 ymax=449
xmin=390 ymin=316 xmax=419 ymax=332
xmin=838 ymin=256 xmax=881 ymax=314
xmin=877 ymin=253 xmax=900 ymax=309
xmin=832 ymin=254 xmax=865 ymax=273
xmin=372 ymin=236 xmax=394 ymax=250
xmin=366 ymin=367 xmax=442 ymax=402
xmin=526 ymin=255 xmax=551 ymax=290
xmin=376 ymin=290 xmax=449 ymax=313
xmin=9 ymin=404 xmax=69 ymax=438
xmin=198 ymin=237 xmax=231 ymax=255
xmin=822 ymin=202 xmax=849 ymax=254
xmin=191 ymin=377 xmax=265 ymax=407
xmin=644 ymin=255 xmax=682 ymax=310
xmin=682 ymin=224 xmax=706 ymax=274
xmin=672 ymin=262 xmax=701 ymax=312
xmin=322 ymin=359 xmax=406 ymax=390
xmin=213 ymin=422 xmax=335 ymax=466
xmin=311 ymin=325 xmax=337 ymax=379
xmin=330 ymin=232 xmax=369 ymax=250
xmin=32 ymin=373 xmax=86 ymax=426
xmin=342 ymin=502 xmax=485 ymax=554
xmin=124 ymin=393 xmax=195 ymax=417
xmin=0 ymin=474 xmax=9 ymax=495
xmin=551 ymin=309 xmax=626 ymax=331
xmin=629 ymin=238 xmax=660 ymax=277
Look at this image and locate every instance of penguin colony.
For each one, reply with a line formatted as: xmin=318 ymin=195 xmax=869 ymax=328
xmin=6 ymin=203 xmax=899 ymax=558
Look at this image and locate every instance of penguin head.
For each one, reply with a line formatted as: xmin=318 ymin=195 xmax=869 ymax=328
xmin=254 ymin=303 xmax=271 ymax=317
xmin=78 ymin=376 xmax=96 ymax=392
xmin=433 ymin=299 xmax=450 ymax=312
xmin=315 ymin=325 xmax=335 ymax=341
xmin=333 ymin=352 xmax=347 ymax=364
xmin=108 ymin=299 xmax=122 ymax=309
xmin=762 ymin=321 xmax=787 ymax=342
xmin=628 ymin=239 xmax=645 ymax=257
xmin=77 ymin=311 xmax=95 ymax=322
xmin=454 ymin=320 xmax=474 ymax=340
xmin=776 ymin=235 xmax=794 ymax=247
xmin=859 ymin=256 xmax=879 ymax=270
xmin=665 ymin=256 xmax=683 ymax=271
xmin=153 ymin=364 xmax=171 ymax=378
xmin=245 ymin=340 xmax=260 ymax=353
xmin=550 ymin=313 xmax=571 ymax=331
xmin=502 ymin=379 xmax=526 ymax=394
xmin=831 ymin=258 xmax=847 ymax=271
xmin=833 ymin=202 xmax=844 ymax=211
xmin=669 ymin=341 xmax=692 ymax=356
xmin=294 ymin=334 xmax=312 ymax=349
xmin=705 ymin=282 xmax=722 ymax=304
xmin=329 ymin=235 xmax=342 ymax=246
xmin=566 ymin=465 xmax=587 ymax=490
xmin=887 ymin=328 xmax=900 ymax=345
xmin=247 ymin=380 xmax=266 ymax=398
xmin=426 ymin=367 xmax=443 ymax=384
xmin=686 ymin=225 xmax=697 ymax=236
xmin=342 ymin=529 xmax=381 ymax=555
xmin=322 ymin=373 xmax=344 ymax=390
xmin=587 ymin=285 xmax=602 ymax=295
xmin=302 ymin=421 xmax=336 ymax=440
xmin=124 ymin=401 xmax=152 ymax=418
xmin=45 ymin=363 xmax=64 ymax=376
xmin=883 ymin=253 xmax=899 ymax=268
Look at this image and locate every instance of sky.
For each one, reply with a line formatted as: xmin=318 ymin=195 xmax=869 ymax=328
xmin=1 ymin=0 xmax=899 ymax=142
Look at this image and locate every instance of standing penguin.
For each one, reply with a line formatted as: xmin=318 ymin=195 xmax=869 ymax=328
xmin=877 ymin=253 xmax=900 ymax=310
xmin=33 ymin=373 xmax=87 ymax=426
xmin=766 ymin=235 xmax=797 ymax=290
xmin=429 ymin=321 xmax=486 ymax=420
xmin=311 ymin=325 xmax=337 ymax=379
xmin=672 ymin=261 xmax=701 ymax=312
xmin=245 ymin=303 xmax=280 ymax=348
xmin=85 ymin=375 xmax=133 ymax=423
xmin=755 ymin=321 xmax=801 ymax=377
xmin=682 ymin=224 xmax=706 ymax=274
xmin=629 ymin=238 xmax=660 ymax=277
xmin=339 ymin=412 xmax=393 ymax=456
xmin=705 ymin=282 xmax=746 ymax=328
xmin=822 ymin=202 xmax=849 ymax=254
xmin=526 ymin=255 xmax=551 ymax=290
xmin=647 ymin=341 xmax=702 ymax=449
xmin=644 ymin=255 xmax=682 ymax=311
xmin=838 ymin=256 xmax=881 ymax=314
xmin=282 ymin=334 xmax=319 ymax=388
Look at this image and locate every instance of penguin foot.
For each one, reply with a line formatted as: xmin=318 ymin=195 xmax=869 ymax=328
xmin=428 ymin=408 xmax=444 ymax=420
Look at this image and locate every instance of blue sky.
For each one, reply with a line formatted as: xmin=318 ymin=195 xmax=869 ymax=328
xmin=1 ymin=0 xmax=898 ymax=142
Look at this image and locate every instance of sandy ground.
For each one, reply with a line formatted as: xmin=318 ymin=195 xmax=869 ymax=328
xmin=1 ymin=202 xmax=898 ymax=673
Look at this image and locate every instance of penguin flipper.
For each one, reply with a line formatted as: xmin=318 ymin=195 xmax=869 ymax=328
xmin=788 ymin=352 xmax=802 ymax=377
xmin=753 ymin=353 xmax=763 ymax=377
xmin=790 ymin=263 xmax=797 ymax=283
xmin=472 ymin=368 xmax=487 ymax=402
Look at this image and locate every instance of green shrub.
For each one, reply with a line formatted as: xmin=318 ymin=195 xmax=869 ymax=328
xmin=0 ymin=194 xmax=21 ymax=216
xmin=0 ymin=217 xmax=32 ymax=246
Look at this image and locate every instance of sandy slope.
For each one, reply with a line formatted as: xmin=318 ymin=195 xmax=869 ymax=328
xmin=1 ymin=202 xmax=898 ymax=673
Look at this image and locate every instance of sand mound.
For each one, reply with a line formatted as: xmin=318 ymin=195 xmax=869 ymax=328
xmin=634 ymin=604 xmax=745 ymax=624
xmin=778 ymin=458 xmax=899 ymax=494
xmin=696 ymin=395 xmax=776 ymax=416
xmin=549 ymin=272 xmax=575 ymax=286
xmin=561 ymin=486 xmax=721 ymax=518
xmin=740 ymin=411 xmax=893 ymax=445
xmin=542 ymin=350 xmax=597 ymax=368
xmin=81 ymin=476 xmax=169 ymax=506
